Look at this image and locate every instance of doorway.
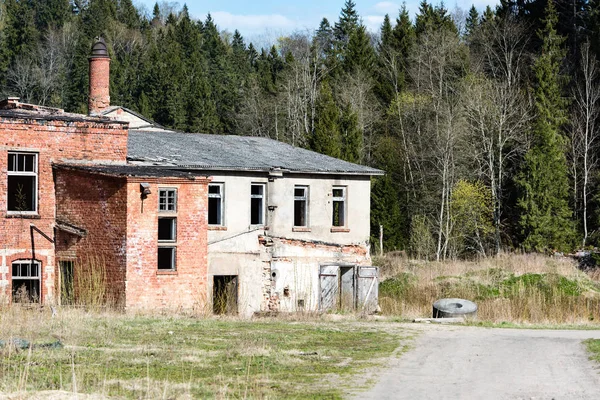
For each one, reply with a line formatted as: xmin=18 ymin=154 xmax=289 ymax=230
xmin=213 ymin=275 xmax=238 ymax=315
xmin=59 ymin=260 xmax=75 ymax=305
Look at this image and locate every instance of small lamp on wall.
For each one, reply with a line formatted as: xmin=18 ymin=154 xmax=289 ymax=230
xmin=140 ymin=183 xmax=151 ymax=199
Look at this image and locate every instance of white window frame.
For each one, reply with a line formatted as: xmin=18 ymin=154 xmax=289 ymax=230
xmin=12 ymin=260 xmax=41 ymax=302
xmin=250 ymin=183 xmax=266 ymax=226
xmin=7 ymin=152 xmax=38 ymax=214
xmin=294 ymin=185 xmax=309 ymax=227
xmin=332 ymin=186 xmax=347 ymax=227
xmin=208 ymin=183 xmax=225 ymax=226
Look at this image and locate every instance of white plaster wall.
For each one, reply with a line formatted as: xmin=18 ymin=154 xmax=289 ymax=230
xmin=207 ymin=173 xmax=373 ymax=316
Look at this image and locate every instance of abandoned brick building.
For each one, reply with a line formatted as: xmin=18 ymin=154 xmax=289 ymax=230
xmin=0 ymin=38 xmax=383 ymax=315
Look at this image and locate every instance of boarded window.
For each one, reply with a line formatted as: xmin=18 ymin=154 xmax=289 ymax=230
xmin=208 ymin=183 xmax=224 ymax=225
xmin=332 ymin=187 xmax=346 ymax=227
xmin=251 ymin=184 xmax=265 ymax=225
xmin=12 ymin=260 xmax=40 ymax=302
xmin=294 ymin=186 xmax=308 ymax=227
xmin=7 ymin=152 xmax=37 ymax=212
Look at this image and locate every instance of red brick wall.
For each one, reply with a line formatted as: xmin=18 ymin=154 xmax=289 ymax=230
xmin=0 ymin=116 xmax=127 ymax=303
xmin=55 ymin=169 xmax=128 ymax=305
xmin=89 ymin=57 xmax=110 ymax=115
xmin=125 ymin=177 xmax=210 ymax=310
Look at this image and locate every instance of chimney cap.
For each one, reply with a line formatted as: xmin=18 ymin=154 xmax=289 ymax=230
xmin=90 ymin=37 xmax=109 ymax=58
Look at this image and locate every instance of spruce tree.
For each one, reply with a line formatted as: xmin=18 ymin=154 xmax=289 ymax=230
xmin=465 ymin=5 xmax=480 ymax=38
xmin=334 ymin=0 xmax=359 ymax=44
xmin=517 ymin=0 xmax=575 ymax=252
xmin=345 ymin=24 xmax=375 ymax=72
xmin=312 ymin=82 xmax=342 ymax=158
xmin=340 ymin=103 xmax=361 ymax=162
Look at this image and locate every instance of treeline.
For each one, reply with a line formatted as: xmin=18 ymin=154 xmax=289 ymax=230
xmin=2 ymin=0 xmax=600 ymax=259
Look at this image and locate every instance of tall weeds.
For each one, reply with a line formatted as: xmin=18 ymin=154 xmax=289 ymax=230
xmin=376 ymin=253 xmax=600 ymax=323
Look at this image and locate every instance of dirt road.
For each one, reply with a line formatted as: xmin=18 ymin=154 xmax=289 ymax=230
xmin=356 ymin=325 xmax=600 ymax=400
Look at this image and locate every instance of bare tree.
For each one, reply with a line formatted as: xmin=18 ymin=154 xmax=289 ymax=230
xmin=465 ymin=17 xmax=531 ymax=254
xmin=409 ymin=30 xmax=468 ymax=261
xmin=571 ymin=42 xmax=600 ymax=246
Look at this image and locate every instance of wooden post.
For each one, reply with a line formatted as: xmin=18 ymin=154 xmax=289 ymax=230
xmin=379 ymin=224 xmax=384 ymax=255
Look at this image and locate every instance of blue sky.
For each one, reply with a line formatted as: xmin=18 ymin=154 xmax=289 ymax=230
xmin=134 ymin=0 xmax=500 ymax=38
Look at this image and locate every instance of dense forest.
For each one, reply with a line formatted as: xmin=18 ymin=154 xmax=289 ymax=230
xmin=1 ymin=0 xmax=600 ymax=259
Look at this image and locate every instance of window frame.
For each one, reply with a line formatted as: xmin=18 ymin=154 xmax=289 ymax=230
xmin=7 ymin=152 xmax=38 ymax=214
xmin=158 ymin=187 xmax=177 ymax=271
xmin=332 ymin=186 xmax=347 ymax=227
xmin=158 ymin=188 xmax=177 ymax=212
xmin=294 ymin=185 xmax=309 ymax=228
xmin=250 ymin=183 xmax=266 ymax=226
xmin=208 ymin=183 xmax=225 ymax=226
xmin=11 ymin=260 xmax=41 ymax=302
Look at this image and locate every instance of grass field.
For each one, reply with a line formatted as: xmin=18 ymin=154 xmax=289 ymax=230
xmin=0 ymin=308 xmax=411 ymax=399
xmin=376 ymin=253 xmax=600 ymax=324
xmin=585 ymin=338 xmax=600 ymax=362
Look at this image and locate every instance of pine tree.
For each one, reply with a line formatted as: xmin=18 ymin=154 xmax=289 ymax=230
xmin=481 ymin=5 xmax=495 ymax=24
xmin=334 ymin=0 xmax=359 ymax=44
xmin=517 ymin=0 xmax=575 ymax=252
xmin=116 ymin=0 xmax=140 ymax=29
xmin=312 ymin=82 xmax=342 ymax=158
xmin=340 ymin=103 xmax=361 ymax=162
xmin=32 ymin=0 xmax=71 ymax=31
xmin=380 ymin=14 xmax=393 ymax=49
xmin=465 ymin=5 xmax=480 ymax=38
xmin=345 ymin=25 xmax=375 ymax=72
xmin=371 ymin=174 xmax=406 ymax=250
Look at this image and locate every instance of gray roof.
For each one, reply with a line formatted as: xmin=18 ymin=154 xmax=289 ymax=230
xmin=127 ymin=130 xmax=384 ymax=176
xmin=54 ymin=164 xmax=202 ymax=179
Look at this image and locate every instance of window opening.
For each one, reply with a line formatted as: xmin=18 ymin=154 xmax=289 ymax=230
xmin=12 ymin=260 xmax=40 ymax=303
xmin=208 ymin=183 xmax=224 ymax=225
xmin=332 ymin=187 xmax=346 ymax=227
xmin=294 ymin=186 xmax=308 ymax=227
xmin=158 ymin=188 xmax=177 ymax=270
xmin=251 ymin=184 xmax=265 ymax=225
xmin=7 ymin=152 xmax=37 ymax=213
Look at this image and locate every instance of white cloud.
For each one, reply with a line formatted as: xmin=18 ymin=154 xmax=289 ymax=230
xmin=374 ymin=1 xmax=401 ymax=14
xmin=210 ymin=11 xmax=297 ymax=34
xmin=364 ymin=15 xmax=386 ymax=32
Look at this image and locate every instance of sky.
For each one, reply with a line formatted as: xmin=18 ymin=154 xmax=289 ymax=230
xmin=134 ymin=0 xmax=500 ymax=39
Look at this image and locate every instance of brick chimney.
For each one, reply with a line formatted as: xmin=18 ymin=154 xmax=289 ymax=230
xmin=88 ymin=37 xmax=110 ymax=115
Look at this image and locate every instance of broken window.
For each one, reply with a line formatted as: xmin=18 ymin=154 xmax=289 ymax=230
xmin=251 ymin=183 xmax=265 ymax=225
xmin=294 ymin=186 xmax=308 ymax=227
xmin=158 ymin=188 xmax=177 ymax=270
xmin=208 ymin=183 xmax=224 ymax=225
xmin=159 ymin=188 xmax=177 ymax=212
xmin=12 ymin=260 xmax=40 ymax=302
xmin=7 ymin=152 xmax=37 ymax=213
xmin=332 ymin=187 xmax=346 ymax=227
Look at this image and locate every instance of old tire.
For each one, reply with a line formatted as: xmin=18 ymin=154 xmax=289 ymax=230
xmin=432 ymin=298 xmax=477 ymax=319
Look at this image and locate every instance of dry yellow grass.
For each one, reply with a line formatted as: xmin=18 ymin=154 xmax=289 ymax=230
xmin=376 ymin=253 xmax=600 ymax=324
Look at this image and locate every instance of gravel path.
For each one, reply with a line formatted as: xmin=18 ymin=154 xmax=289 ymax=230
xmin=356 ymin=325 xmax=600 ymax=400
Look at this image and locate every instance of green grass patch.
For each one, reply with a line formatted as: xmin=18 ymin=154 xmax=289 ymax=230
xmin=584 ymin=339 xmax=600 ymax=362
xmin=0 ymin=312 xmax=409 ymax=399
